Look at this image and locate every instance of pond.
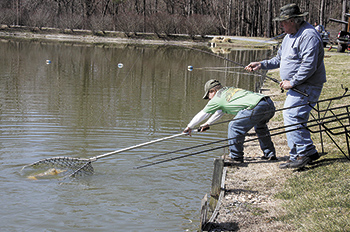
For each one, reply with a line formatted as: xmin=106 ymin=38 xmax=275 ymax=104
xmin=0 ymin=39 xmax=272 ymax=231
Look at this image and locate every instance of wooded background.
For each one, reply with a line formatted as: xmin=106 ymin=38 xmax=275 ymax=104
xmin=0 ymin=0 xmax=349 ymax=38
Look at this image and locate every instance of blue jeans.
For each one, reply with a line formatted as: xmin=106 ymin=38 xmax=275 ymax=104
xmin=283 ymin=84 xmax=323 ymax=161
xmin=228 ymin=97 xmax=276 ymax=159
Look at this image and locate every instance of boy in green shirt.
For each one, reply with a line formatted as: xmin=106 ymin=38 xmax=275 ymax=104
xmin=183 ymin=79 xmax=276 ymax=163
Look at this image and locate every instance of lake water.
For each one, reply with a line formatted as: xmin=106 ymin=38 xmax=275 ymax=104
xmin=0 ymin=39 xmax=272 ymax=231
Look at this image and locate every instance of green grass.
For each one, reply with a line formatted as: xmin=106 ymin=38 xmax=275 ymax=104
xmin=275 ymin=161 xmax=350 ymax=231
xmin=268 ymin=50 xmax=350 ymax=231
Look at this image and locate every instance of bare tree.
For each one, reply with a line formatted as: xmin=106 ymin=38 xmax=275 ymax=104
xmin=0 ymin=0 xmax=347 ymax=38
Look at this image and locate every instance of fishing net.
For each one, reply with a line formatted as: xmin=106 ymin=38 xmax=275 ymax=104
xmin=21 ymin=132 xmax=188 ymax=180
xmin=21 ymin=157 xmax=94 ymax=179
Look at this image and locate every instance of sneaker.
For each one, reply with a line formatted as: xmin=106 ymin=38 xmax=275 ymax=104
xmin=261 ymin=155 xmax=278 ymax=161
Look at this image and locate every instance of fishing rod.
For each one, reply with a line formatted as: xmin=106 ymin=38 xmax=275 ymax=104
xmin=134 ymin=125 xmax=298 ymax=169
xmin=134 ymin=111 xmax=350 ymax=169
xmin=140 ymin=108 xmax=277 ymax=161
xmin=140 ymin=110 xmax=350 ymax=163
xmin=170 ymin=44 xmax=308 ymax=97
xmin=180 ymin=91 xmax=350 ymax=130
xmin=138 ymin=92 xmax=350 ymax=165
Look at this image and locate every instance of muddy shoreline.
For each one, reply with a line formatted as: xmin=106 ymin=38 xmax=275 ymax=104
xmin=0 ymin=25 xmax=276 ymax=49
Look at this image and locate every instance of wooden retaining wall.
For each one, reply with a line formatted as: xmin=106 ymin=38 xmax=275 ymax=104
xmin=200 ymin=157 xmax=227 ymax=231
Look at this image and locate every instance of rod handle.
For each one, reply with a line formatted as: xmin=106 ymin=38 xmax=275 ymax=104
xmin=197 ymin=126 xmax=210 ymax=132
xmin=291 ymin=87 xmax=309 ymax=97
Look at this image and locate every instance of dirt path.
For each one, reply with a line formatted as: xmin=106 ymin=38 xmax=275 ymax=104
xmin=206 ymin=84 xmax=296 ymax=232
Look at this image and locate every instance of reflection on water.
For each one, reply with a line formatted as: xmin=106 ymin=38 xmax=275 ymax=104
xmin=0 ymin=39 xmax=272 ymax=231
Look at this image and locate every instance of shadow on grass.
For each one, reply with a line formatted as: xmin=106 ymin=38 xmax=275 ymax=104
xmin=295 ymin=157 xmax=350 ymax=172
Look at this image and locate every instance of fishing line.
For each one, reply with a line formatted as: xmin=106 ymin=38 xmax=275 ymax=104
xmin=195 ymin=66 xmax=242 ymax=70
xmin=169 ymin=43 xmax=308 ymax=97
xmin=201 ymin=70 xmax=257 ymax=76
xmin=119 ymin=50 xmax=142 ymax=85
xmin=254 ymin=33 xmax=286 ymax=45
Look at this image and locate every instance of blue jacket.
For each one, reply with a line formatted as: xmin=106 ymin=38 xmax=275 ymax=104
xmin=261 ymin=21 xmax=326 ymax=87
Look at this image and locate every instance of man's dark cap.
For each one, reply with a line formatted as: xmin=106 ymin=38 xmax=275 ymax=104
xmin=273 ymin=3 xmax=308 ymax=21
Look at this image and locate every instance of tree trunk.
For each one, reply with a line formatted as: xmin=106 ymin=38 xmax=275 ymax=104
xmin=227 ymin=0 xmax=232 ymax=35
xmin=320 ymin=0 xmax=325 ymax=26
xmin=342 ymin=0 xmax=347 ymax=31
xmin=267 ymin=0 xmax=272 ymax=37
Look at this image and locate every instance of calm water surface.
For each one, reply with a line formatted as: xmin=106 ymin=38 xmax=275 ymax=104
xmin=0 ymin=39 xmax=272 ymax=231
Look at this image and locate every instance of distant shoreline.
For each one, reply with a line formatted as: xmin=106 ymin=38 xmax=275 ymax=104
xmin=0 ymin=25 xmax=276 ymax=49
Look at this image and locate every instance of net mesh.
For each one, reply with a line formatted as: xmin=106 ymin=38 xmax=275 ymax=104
xmin=22 ymin=157 xmax=94 ymax=179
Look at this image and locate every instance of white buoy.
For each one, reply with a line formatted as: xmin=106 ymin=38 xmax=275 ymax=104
xmin=46 ymin=60 xmax=51 ymax=64
xmin=187 ymin=65 xmax=193 ymax=71
xmin=118 ymin=63 xmax=123 ymax=68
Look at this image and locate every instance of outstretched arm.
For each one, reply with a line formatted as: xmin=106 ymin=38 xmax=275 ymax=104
xmin=183 ymin=110 xmax=211 ymax=136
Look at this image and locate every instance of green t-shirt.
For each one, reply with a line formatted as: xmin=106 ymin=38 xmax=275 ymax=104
xmin=203 ymin=87 xmax=265 ymax=116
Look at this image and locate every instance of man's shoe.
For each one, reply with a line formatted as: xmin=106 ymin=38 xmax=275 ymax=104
xmin=288 ymin=156 xmax=312 ymax=168
xmin=309 ymin=152 xmax=320 ymax=161
xmin=261 ymin=155 xmax=278 ymax=161
xmin=279 ymin=155 xmax=314 ymax=169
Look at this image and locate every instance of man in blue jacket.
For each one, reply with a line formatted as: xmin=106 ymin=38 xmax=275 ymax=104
xmin=245 ymin=3 xmax=326 ymax=169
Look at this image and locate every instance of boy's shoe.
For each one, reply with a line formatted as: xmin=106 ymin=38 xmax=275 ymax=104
xmin=222 ymin=155 xmax=244 ymax=163
xmin=261 ymin=155 xmax=278 ymax=161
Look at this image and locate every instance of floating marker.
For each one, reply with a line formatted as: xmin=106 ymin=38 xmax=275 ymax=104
xmin=46 ymin=60 xmax=51 ymax=64
xmin=187 ymin=65 xmax=193 ymax=71
xmin=118 ymin=63 xmax=123 ymax=68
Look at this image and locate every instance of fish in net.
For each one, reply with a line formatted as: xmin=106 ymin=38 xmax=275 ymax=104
xmin=21 ymin=157 xmax=95 ymax=180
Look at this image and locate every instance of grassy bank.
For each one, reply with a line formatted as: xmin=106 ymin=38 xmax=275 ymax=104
xmin=270 ymin=50 xmax=350 ymax=231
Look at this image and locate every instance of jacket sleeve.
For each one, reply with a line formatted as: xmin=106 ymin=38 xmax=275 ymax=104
xmin=204 ymin=110 xmax=224 ymax=126
xmin=261 ymin=46 xmax=282 ymax=70
xmin=187 ymin=110 xmax=212 ymax=129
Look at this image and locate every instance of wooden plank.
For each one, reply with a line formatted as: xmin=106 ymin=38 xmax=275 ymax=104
xmin=209 ymin=158 xmax=224 ymax=211
xmin=210 ymin=158 xmax=224 ymax=198
xmin=200 ymin=194 xmax=208 ymax=231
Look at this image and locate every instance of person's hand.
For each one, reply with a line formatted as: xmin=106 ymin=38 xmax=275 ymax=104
xmin=183 ymin=127 xmax=192 ymax=136
xmin=199 ymin=124 xmax=210 ymax=132
xmin=279 ymin=80 xmax=292 ymax=90
xmin=245 ymin=62 xmax=262 ymax=72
